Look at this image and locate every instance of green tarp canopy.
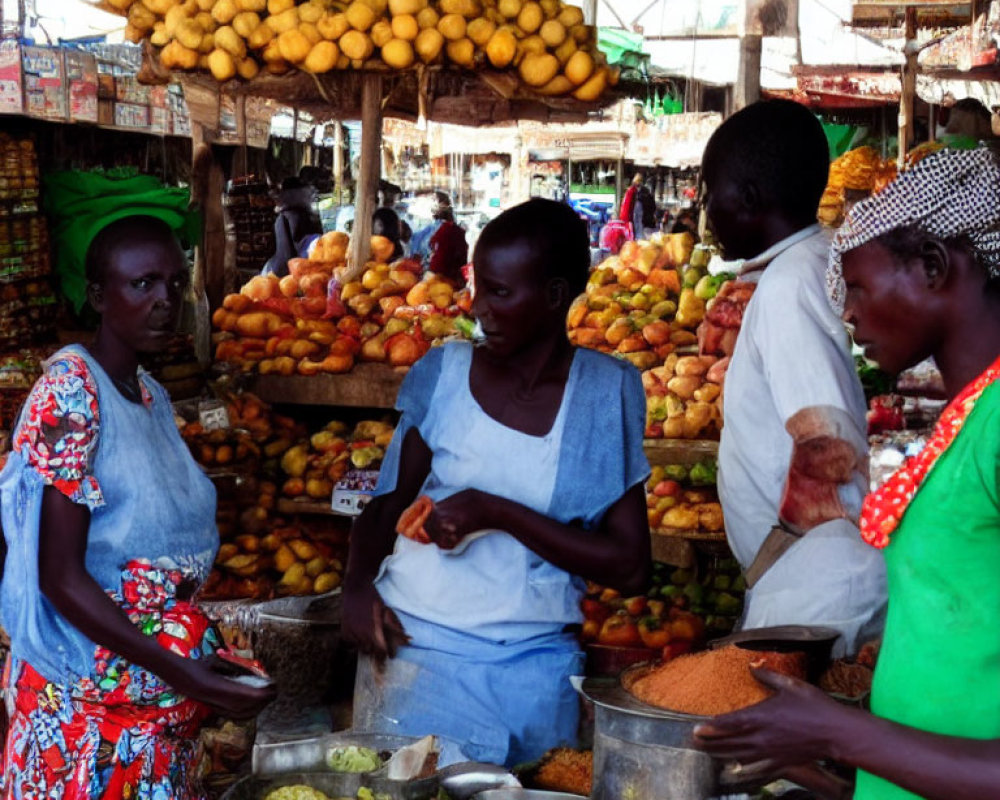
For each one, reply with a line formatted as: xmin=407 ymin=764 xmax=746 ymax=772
xmin=598 ymin=27 xmax=650 ymax=79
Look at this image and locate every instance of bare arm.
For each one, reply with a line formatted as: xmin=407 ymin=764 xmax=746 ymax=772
xmin=341 ymin=427 xmax=433 ymax=659
xmin=425 ymin=482 xmax=652 ymax=596
xmin=38 ymin=486 xmax=273 ymax=717
xmin=694 ymin=669 xmax=1000 ymax=800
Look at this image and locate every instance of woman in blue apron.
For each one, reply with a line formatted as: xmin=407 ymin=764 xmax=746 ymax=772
xmin=0 ymin=216 xmax=273 ymax=800
xmin=342 ymin=198 xmax=651 ymax=767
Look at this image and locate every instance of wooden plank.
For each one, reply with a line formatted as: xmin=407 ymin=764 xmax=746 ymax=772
xmin=735 ymin=33 xmax=762 ymax=110
xmin=650 ymin=533 xmax=696 ymax=567
xmin=643 ymin=439 xmax=718 ymax=465
xmin=898 ymin=6 xmax=918 ymax=169
xmin=249 ymin=364 xmax=405 ymax=408
xmin=652 ymin=527 xmax=727 ymax=542
xmin=277 ymin=498 xmax=339 ymax=517
xmin=347 ymin=73 xmax=383 ymax=280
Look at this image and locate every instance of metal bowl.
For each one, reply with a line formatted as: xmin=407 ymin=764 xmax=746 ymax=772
xmin=473 ymin=792 xmax=586 ymax=799
xmin=220 ymin=771 xmax=436 ymax=800
xmin=249 ymin=731 xmax=439 ymax=800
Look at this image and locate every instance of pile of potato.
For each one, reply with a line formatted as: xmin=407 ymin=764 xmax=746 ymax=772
xmin=642 ymin=353 xmax=725 ymax=440
xmin=106 ymin=0 xmax=615 ymax=99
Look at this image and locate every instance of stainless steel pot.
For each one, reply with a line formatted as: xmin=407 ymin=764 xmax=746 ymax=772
xmin=578 ymin=675 xmax=724 ymax=800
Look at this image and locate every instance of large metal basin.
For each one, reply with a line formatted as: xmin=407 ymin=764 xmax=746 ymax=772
xmin=580 ymin=673 xmax=719 ymax=800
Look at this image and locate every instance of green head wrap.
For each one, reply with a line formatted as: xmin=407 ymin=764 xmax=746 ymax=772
xmin=43 ymin=169 xmax=201 ymax=314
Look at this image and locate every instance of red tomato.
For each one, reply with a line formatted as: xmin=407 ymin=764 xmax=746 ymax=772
xmin=661 ymin=639 xmax=694 ymax=662
xmin=580 ymin=597 xmax=611 ymax=623
xmin=653 ymin=480 xmax=682 ymax=498
xmin=597 ymin=612 xmax=642 ymax=647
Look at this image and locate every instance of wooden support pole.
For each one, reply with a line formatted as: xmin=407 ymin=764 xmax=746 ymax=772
xmin=898 ymin=6 xmax=918 ymax=170
xmin=333 ymin=121 xmax=345 ymax=203
xmin=235 ymin=95 xmax=248 ymax=177
xmin=735 ymin=33 xmax=762 ymax=111
xmin=615 ymin=150 xmax=624 ymax=212
xmin=347 ymin=73 xmax=383 ymax=278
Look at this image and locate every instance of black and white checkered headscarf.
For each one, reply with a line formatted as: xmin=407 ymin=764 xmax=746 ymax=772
xmin=827 ymin=146 xmax=1000 ymax=314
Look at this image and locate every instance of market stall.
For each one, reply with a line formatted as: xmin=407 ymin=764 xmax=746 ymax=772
xmin=3 ymin=2 xmax=969 ymax=797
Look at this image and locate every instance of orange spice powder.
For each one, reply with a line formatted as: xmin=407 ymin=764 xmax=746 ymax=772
xmin=627 ymin=645 xmax=799 ymax=716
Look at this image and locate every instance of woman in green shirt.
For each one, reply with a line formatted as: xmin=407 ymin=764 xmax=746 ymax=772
xmin=694 ymin=146 xmax=1000 ymax=800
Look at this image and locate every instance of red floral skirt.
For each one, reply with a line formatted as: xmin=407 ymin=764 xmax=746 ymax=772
xmin=1 ymin=560 xmax=217 ymax=800
xmin=2 ymin=661 xmax=210 ymax=800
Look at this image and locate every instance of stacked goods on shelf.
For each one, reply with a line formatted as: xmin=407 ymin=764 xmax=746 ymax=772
xmin=819 ymin=145 xmax=897 ymax=227
xmin=140 ymin=333 xmax=205 ymax=399
xmin=224 ymin=175 xmax=277 ymax=277
xmin=181 ymin=391 xmax=306 ymax=473
xmin=580 ymin=555 xmax=745 ymax=661
xmin=183 ymin=390 xmax=395 ymax=599
xmin=0 ymin=350 xmax=46 ymax=432
xmin=212 ymin=231 xmax=472 ymax=374
xmin=110 ymin=0 xmax=616 ymax=100
xmin=645 ymin=459 xmax=723 ymax=537
xmin=0 ymin=134 xmax=58 ymax=351
xmin=566 ymin=234 xmax=728 ymax=439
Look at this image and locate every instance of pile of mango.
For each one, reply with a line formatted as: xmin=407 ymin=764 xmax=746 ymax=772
xmin=645 ymin=460 xmax=723 ymax=535
xmin=205 ymin=498 xmax=348 ymax=598
xmin=567 ymin=234 xmax=729 ymax=440
xmin=279 ymin=418 xmax=394 ymax=501
xmin=107 ymin=0 xmax=615 ymax=100
xmin=213 ymin=232 xmax=473 ymax=373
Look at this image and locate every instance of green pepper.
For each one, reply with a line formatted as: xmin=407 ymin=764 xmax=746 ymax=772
xmin=688 ymin=460 xmax=717 ymax=486
xmin=714 ymin=592 xmax=742 ymax=615
xmin=663 ymin=464 xmax=689 ymax=482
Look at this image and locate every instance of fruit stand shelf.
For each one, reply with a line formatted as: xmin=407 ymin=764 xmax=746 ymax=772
xmin=642 ymin=438 xmax=718 ymax=464
xmin=276 ymin=498 xmax=343 ymax=517
xmin=249 ymin=364 xmax=406 ymax=409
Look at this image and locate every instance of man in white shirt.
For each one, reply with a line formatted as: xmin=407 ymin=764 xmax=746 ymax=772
xmin=701 ymin=100 xmax=886 ymax=655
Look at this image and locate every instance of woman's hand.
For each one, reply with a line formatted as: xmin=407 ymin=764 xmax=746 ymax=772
xmin=693 ymin=668 xmax=852 ymax=768
xmin=424 ymin=489 xmax=494 ymax=549
xmin=341 ymin=580 xmax=410 ymax=661
xmin=168 ymin=659 xmax=276 ymax=719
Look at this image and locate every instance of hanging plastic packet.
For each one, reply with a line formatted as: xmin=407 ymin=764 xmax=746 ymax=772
xmin=470 ymin=318 xmax=486 ymax=346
